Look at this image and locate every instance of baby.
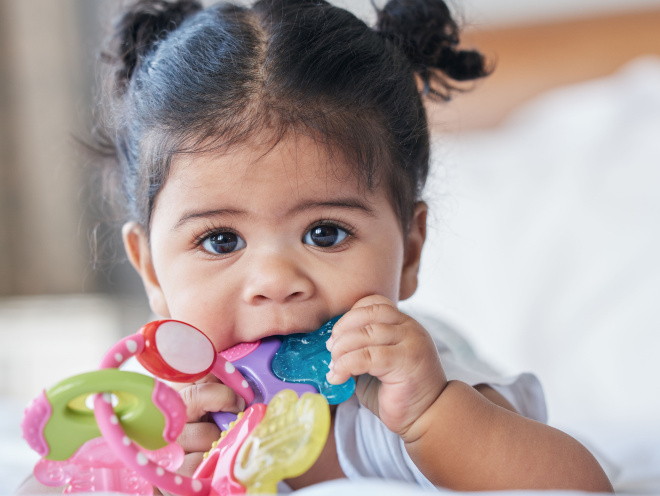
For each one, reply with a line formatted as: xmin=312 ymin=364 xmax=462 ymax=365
xmin=19 ymin=0 xmax=613 ymax=493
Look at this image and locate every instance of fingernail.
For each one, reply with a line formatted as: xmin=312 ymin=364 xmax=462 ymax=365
xmin=328 ymin=360 xmax=334 ymax=371
xmin=326 ymin=337 xmax=334 ymax=351
xmin=237 ymin=397 xmax=246 ymax=411
xmin=326 ymin=370 xmax=336 ymax=384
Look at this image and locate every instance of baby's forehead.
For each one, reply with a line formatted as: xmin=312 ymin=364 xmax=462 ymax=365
xmin=171 ymin=130 xmax=387 ymax=193
xmin=152 ymin=133 xmax=397 ymax=229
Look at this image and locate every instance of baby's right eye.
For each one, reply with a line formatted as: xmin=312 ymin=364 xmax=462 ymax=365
xmin=201 ymin=232 xmax=246 ymax=255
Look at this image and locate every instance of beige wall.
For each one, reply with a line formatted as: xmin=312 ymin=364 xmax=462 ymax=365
xmin=431 ymin=9 xmax=660 ymax=132
xmin=0 ymin=0 xmax=140 ymax=297
xmin=0 ymin=0 xmax=90 ymax=295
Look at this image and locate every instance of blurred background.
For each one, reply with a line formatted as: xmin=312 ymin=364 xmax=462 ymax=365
xmin=1 ymin=0 xmax=659 ymax=493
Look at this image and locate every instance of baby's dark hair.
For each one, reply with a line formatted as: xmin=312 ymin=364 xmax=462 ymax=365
xmin=97 ymin=0 xmax=488 ymax=234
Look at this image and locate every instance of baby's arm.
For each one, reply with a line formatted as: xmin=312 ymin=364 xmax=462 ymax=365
xmin=327 ymin=295 xmax=613 ymax=492
xmin=405 ymin=381 xmax=613 ymax=491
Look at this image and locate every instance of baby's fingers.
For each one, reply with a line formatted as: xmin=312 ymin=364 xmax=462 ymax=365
xmin=327 ymin=344 xmax=397 ymax=385
xmin=350 ymin=294 xmax=399 ymax=312
xmin=180 ymin=381 xmax=245 ymax=422
xmin=329 ymin=297 xmax=402 ymax=344
xmin=177 ymin=421 xmax=222 ymax=454
xmin=328 ymin=322 xmax=400 ymax=358
xmin=176 ymin=452 xmax=205 ymax=477
xmin=337 ymin=296 xmax=402 ymax=328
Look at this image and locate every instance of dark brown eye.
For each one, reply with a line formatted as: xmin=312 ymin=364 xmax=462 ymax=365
xmin=304 ymin=225 xmax=348 ymax=248
xmin=201 ymin=232 xmax=245 ymax=254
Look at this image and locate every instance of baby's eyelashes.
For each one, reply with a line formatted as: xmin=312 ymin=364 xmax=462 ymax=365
xmin=303 ymin=224 xmax=350 ymax=248
xmin=199 ymin=231 xmax=245 ymax=255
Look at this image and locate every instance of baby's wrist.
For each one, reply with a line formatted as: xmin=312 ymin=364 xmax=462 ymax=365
xmin=398 ymin=379 xmax=462 ymax=445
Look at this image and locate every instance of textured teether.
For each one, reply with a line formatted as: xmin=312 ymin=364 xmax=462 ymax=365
xmin=211 ymin=337 xmax=316 ymax=431
xmin=22 ymin=318 xmax=336 ymax=496
xmin=272 ymin=316 xmax=355 ymax=404
xmin=40 ymin=369 xmax=169 ymax=461
xmin=219 ymin=341 xmax=261 ymax=362
xmin=194 ymin=404 xmax=267 ymax=496
xmin=233 ymin=390 xmax=330 ymax=494
xmin=21 ymin=391 xmax=52 ymax=457
xmin=33 ymin=437 xmax=183 ymax=494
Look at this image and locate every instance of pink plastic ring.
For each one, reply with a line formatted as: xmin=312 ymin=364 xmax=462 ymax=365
xmin=93 ymin=393 xmax=211 ymax=496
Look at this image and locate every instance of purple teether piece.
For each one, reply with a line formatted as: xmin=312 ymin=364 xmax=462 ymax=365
xmin=211 ymin=337 xmax=316 ymax=430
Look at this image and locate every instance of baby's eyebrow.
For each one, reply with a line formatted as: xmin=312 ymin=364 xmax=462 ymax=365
xmin=287 ymin=198 xmax=376 ymax=217
xmin=174 ymin=208 xmax=245 ymax=229
xmin=174 ymin=198 xmax=375 ymax=229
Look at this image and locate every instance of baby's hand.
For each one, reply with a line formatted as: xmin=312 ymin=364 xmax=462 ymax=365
xmin=326 ymin=295 xmax=447 ymax=438
xmin=170 ymin=375 xmax=245 ymax=478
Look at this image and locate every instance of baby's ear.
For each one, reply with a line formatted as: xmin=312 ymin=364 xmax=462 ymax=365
xmin=399 ymin=202 xmax=427 ymax=301
xmin=122 ymin=222 xmax=170 ymax=318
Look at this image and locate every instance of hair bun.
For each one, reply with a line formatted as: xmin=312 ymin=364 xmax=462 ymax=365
xmin=375 ymin=0 xmax=490 ymax=98
xmin=106 ymin=0 xmax=202 ymax=93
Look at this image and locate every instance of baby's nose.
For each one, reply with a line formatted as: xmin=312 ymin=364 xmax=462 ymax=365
xmin=241 ymin=250 xmax=314 ymax=305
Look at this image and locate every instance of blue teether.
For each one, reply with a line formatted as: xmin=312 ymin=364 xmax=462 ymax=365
xmin=271 ymin=316 xmax=355 ymax=404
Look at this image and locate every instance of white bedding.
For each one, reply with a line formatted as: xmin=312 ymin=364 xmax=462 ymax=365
xmin=403 ymin=56 xmax=660 ymax=493
xmin=3 ymin=57 xmax=660 ymax=495
xmin=294 ymin=479 xmax=615 ymax=495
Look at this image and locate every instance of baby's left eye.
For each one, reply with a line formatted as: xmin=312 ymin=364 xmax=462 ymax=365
xmin=303 ymin=225 xmax=349 ymax=248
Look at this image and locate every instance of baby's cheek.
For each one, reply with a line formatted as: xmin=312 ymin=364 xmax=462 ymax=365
xmin=162 ymin=287 xmax=232 ymax=344
xmin=354 ymin=261 xmax=402 ymax=303
xmin=332 ymin=271 xmax=400 ymax=308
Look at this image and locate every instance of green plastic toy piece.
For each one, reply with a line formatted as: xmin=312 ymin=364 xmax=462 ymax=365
xmin=43 ymin=369 xmax=167 ymax=460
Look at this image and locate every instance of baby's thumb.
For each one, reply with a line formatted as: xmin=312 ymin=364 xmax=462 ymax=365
xmin=179 ymin=382 xmax=245 ymax=422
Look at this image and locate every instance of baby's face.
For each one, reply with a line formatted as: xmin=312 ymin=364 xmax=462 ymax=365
xmin=130 ymin=133 xmax=421 ymax=351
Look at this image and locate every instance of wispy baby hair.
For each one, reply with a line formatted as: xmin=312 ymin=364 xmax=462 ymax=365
xmin=96 ymin=0 xmax=489 ymax=233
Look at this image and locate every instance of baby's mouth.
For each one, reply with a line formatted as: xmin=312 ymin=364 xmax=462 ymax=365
xmin=218 ymin=316 xmax=354 ymax=406
xmin=220 ymin=313 xmax=334 ymax=355
xmin=217 ymin=325 xmax=316 ymax=361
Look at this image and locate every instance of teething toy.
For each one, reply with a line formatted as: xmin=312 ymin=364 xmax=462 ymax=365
xmin=210 ymin=317 xmax=355 ymax=430
xmin=273 ymin=316 xmax=355 ymax=404
xmin=195 ymin=390 xmax=329 ymax=495
xmin=23 ymin=369 xmax=179 ymax=461
xmin=31 ymin=435 xmax=184 ymax=493
xmin=232 ymin=389 xmax=330 ymax=493
xmin=132 ymin=320 xmax=255 ymax=405
xmin=22 ymin=318 xmax=344 ymax=495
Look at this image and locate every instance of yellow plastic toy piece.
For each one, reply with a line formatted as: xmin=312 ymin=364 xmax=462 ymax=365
xmin=203 ymin=412 xmax=245 ymax=460
xmin=233 ymin=389 xmax=330 ymax=493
